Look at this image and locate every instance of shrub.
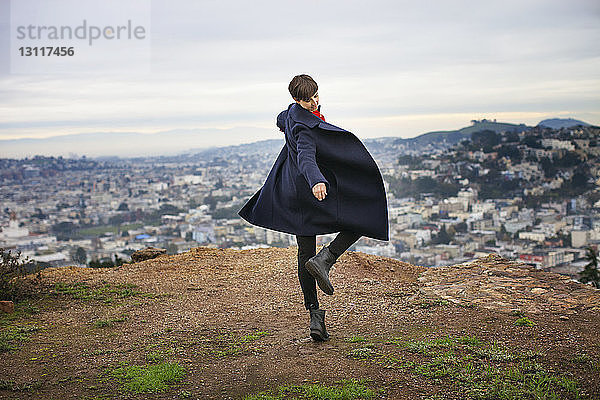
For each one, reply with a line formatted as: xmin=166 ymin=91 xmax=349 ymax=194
xmin=0 ymin=248 xmax=41 ymax=301
xmin=514 ymin=317 xmax=535 ymax=327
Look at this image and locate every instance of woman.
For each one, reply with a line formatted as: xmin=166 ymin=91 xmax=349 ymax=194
xmin=239 ymin=74 xmax=388 ymax=341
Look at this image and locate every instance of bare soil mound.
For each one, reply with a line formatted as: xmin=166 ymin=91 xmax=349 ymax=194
xmin=1 ymin=247 xmax=598 ymax=399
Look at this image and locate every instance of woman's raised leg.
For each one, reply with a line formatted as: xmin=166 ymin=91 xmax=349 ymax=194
xmin=328 ymin=231 xmax=361 ymax=258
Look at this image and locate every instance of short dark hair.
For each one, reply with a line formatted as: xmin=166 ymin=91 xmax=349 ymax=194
xmin=288 ymin=74 xmax=318 ymax=101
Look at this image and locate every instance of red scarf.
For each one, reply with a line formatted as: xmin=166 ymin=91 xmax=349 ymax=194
xmin=312 ymin=107 xmax=325 ymax=122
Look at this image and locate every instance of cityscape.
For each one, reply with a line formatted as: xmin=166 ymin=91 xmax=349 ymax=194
xmin=1 ymin=119 xmax=598 ymax=280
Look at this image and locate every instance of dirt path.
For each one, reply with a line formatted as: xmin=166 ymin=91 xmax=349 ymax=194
xmin=1 ymin=247 xmax=599 ymax=399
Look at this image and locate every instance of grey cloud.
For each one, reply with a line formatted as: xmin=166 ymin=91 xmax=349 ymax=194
xmin=0 ymin=0 xmax=598 ymax=143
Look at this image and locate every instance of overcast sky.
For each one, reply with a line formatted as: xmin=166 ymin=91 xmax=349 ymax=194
xmin=0 ymin=0 xmax=599 ymax=150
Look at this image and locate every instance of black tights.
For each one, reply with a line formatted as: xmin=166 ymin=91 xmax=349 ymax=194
xmin=296 ymin=231 xmax=361 ymax=310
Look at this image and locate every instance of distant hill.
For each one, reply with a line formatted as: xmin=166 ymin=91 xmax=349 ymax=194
xmin=393 ymin=120 xmax=530 ymax=147
xmin=538 ymin=118 xmax=590 ymax=129
xmin=0 ymin=127 xmax=278 ymax=159
xmin=170 ymin=139 xmax=285 ymax=162
xmin=0 ymin=117 xmax=594 ymax=159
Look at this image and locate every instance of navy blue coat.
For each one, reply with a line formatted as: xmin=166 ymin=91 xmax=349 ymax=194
xmin=238 ymin=103 xmax=389 ymax=241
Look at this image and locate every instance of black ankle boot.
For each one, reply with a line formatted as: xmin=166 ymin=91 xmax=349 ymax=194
xmin=305 ymin=246 xmax=336 ymax=295
xmin=309 ymin=308 xmax=329 ymax=341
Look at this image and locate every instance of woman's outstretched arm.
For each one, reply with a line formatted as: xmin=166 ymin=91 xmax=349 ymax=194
xmin=296 ymin=124 xmax=329 ymax=198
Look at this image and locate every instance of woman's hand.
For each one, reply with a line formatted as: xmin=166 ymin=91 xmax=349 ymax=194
xmin=312 ymin=182 xmax=327 ymax=201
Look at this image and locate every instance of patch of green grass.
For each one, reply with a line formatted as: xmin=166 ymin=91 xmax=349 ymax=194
xmin=145 ymin=351 xmax=165 ymax=364
xmin=419 ymin=299 xmax=450 ymax=309
xmin=92 ymin=317 xmax=126 ymax=328
xmin=245 ymin=394 xmax=282 ymax=400
xmin=345 ymin=335 xmax=367 ymax=343
xmin=423 ymin=395 xmax=446 ymax=400
xmin=391 ymin=335 xmax=482 ymax=355
xmin=410 ymin=353 xmax=582 ymax=398
xmin=455 ymin=336 xmax=482 ymax=347
xmin=377 ymin=355 xmax=415 ymax=370
xmin=471 ymin=361 xmax=583 ymax=400
xmin=472 ymin=343 xmax=518 ymax=362
xmin=239 ymin=331 xmax=269 ymax=343
xmin=0 ymin=325 xmax=40 ymax=352
xmin=82 ymin=348 xmax=118 ymax=357
xmin=0 ymin=379 xmax=42 ymax=391
xmin=300 ymin=380 xmax=376 ymax=400
xmin=347 ymin=347 xmax=378 ymax=359
xmin=54 ymin=282 xmax=143 ymax=303
xmin=414 ymin=351 xmax=459 ymax=379
xmin=212 ymin=345 xmax=242 ymax=357
xmin=10 ymin=301 xmax=40 ymax=317
xmin=244 ymin=379 xmax=375 ymax=400
xmin=514 ymin=317 xmax=535 ymax=327
xmin=401 ymin=336 xmax=458 ymax=354
xmin=211 ymin=330 xmax=269 ymax=357
xmin=144 ymin=338 xmax=184 ymax=361
xmin=382 ymin=334 xmax=583 ymax=399
xmin=571 ymin=353 xmax=591 ymax=364
xmin=108 ymin=362 xmax=186 ymax=393
xmin=0 ymin=300 xmax=41 ymax=327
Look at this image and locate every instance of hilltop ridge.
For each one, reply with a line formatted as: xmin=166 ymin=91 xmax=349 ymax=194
xmin=40 ymin=248 xmax=600 ymax=316
xmin=0 ymin=247 xmax=600 ymax=399
xmin=1 ymin=247 xmax=599 ymax=399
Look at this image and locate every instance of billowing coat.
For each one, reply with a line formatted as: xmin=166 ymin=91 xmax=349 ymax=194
xmin=238 ymin=102 xmax=389 ymax=241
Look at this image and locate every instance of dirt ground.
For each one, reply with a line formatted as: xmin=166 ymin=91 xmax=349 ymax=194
xmin=1 ymin=247 xmax=599 ymax=399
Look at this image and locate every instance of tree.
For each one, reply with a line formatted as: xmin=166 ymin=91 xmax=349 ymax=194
xmin=539 ymin=157 xmax=557 ymax=178
xmin=158 ymin=203 xmax=183 ymax=216
xmin=580 ymin=247 xmax=599 ymax=288
xmin=432 ymin=226 xmax=451 ymax=245
xmin=454 ymin=222 xmax=468 ymax=233
xmin=471 ymin=130 xmax=500 ymax=149
xmin=166 ymin=243 xmax=179 ymax=255
xmin=72 ymin=247 xmax=87 ymax=264
xmin=522 ymin=135 xmax=541 ymax=149
xmin=89 ymin=258 xmax=114 ymax=268
xmin=114 ymin=255 xmax=125 ymax=267
xmin=447 ymin=225 xmax=456 ymax=237
xmin=51 ymin=221 xmax=76 ymax=241
xmin=32 ymin=208 xmax=48 ymax=220
xmin=1 ymin=248 xmax=40 ymax=301
xmin=497 ymin=145 xmax=522 ymax=163
xmin=505 ymin=131 xmax=520 ymax=143
xmin=397 ymin=155 xmax=422 ymax=168
xmin=555 ymin=151 xmax=581 ymax=168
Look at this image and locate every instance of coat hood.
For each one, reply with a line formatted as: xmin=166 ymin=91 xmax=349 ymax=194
xmin=277 ymin=103 xmax=350 ymax=134
xmin=277 ymin=103 xmax=321 ymax=131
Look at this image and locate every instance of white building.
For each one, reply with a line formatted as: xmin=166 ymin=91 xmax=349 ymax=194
xmin=355 ymin=242 xmax=396 ymax=257
xmin=519 ymin=231 xmax=547 ymax=242
xmin=0 ymin=220 xmax=29 ymax=239
xmin=541 ymin=139 xmax=575 ymax=151
xmin=571 ymin=230 xmax=589 ymax=248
